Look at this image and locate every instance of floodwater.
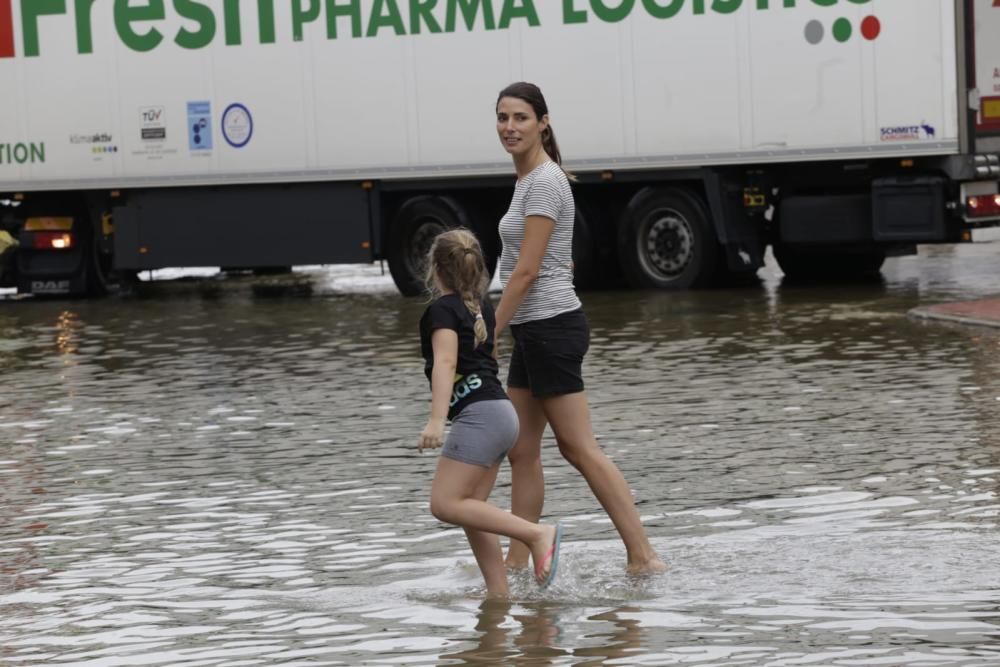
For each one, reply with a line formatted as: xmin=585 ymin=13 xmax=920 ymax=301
xmin=1 ymin=245 xmax=999 ymax=666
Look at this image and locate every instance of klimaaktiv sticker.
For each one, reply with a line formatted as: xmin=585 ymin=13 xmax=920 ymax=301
xmin=70 ymin=132 xmax=118 ymax=158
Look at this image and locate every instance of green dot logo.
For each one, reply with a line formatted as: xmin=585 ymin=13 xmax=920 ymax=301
xmin=832 ymin=18 xmax=852 ymax=42
xmin=805 ymin=16 xmax=880 ymax=45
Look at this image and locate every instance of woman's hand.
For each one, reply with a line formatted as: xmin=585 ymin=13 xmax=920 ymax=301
xmin=418 ymin=417 xmax=446 ymax=453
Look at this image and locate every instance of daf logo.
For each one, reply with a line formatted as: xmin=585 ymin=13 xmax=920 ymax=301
xmin=31 ymin=279 xmax=71 ymax=294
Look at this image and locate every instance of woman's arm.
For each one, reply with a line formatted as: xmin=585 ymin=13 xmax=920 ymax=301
xmin=494 ymin=215 xmax=555 ymax=337
xmin=419 ymin=328 xmax=458 ymax=452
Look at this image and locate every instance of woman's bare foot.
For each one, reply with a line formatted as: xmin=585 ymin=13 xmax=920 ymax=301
xmin=505 ymin=560 xmax=530 ymax=572
xmin=504 ymin=542 xmax=531 ymax=571
xmin=626 ymin=555 xmax=668 ymax=575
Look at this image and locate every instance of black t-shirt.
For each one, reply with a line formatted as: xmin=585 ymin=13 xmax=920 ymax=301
xmin=419 ymin=294 xmax=508 ymax=420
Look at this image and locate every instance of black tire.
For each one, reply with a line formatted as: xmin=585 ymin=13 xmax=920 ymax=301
xmin=572 ymin=201 xmax=600 ymax=291
xmin=617 ymin=187 xmax=719 ymax=289
xmin=773 ymin=244 xmax=886 ymax=282
xmin=84 ymin=217 xmax=112 ymax=297
xmin=387 ymin=196 xmax=469 ymax=297
xmin=573 ymin=198 xmax=624 ymax=291
xmin=67 ymin=208 xmax=114 ymax=297
xmin=252 ymin=267 xmax=293 ymax=276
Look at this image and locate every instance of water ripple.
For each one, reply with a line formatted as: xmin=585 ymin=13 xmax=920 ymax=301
xmin=2 ymin=248 xmax=1000 ymax=664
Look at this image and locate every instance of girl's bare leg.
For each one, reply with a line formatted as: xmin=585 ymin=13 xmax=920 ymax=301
xmin=463 ymin=463 xmax=507 ymax=594
xmin=503 ymin=387 xmax=549 ymax=569
xmin=542 ymin=391 xmax=667 ymax=574
xmin=431 ymin=457 xmax=559 ymax=591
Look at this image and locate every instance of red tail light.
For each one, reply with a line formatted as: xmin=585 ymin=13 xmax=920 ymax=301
xmin=32 ymin=232 xmax=74 ymax=250
xmin=966 ymin=194 xmax=1000 ymax=218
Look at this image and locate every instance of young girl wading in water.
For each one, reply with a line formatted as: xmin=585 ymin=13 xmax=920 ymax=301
xmin=418 ymin=229 xmax=563 ymax=594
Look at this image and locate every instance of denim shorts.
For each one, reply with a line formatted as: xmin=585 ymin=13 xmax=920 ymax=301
xmin=508 ymin=309 xmax=589 ymax=397
xmin=442 ymin=399 xmax=520 ymax=468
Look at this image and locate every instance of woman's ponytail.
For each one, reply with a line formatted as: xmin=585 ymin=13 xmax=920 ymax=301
xmin=541 ymin=126 xmax=561 ymax=166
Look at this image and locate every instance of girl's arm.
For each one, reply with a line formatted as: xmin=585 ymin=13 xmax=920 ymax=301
xmin=494 ymin=215 xmax=555 ymax=337
xmin=419 ymin=328 xmax=459 ymax=452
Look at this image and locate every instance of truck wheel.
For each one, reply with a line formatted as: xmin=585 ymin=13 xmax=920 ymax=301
xmin=85 ymin=219 xmax=113 ymax=296
xmin=387 ymin=196 xmax=469 ymax=297
xmin=617 ymin=187 xmax=719 ymax=289
xmin=773 ymin=244 xmax=885 ymax=282
xmin=573 ymin=201 xmax=600 ymax=290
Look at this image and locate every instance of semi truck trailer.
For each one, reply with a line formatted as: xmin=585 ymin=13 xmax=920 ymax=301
xmin=1 ymin=0 xmax=999 ymax=297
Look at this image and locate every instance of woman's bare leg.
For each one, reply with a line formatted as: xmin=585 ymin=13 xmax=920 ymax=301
xmin=542 ymin=391 xmax=667 ymax=574
xmin=504 ymin=387 xmax=549 ymax=569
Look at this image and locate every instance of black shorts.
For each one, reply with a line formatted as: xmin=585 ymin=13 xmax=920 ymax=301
xmin=507 ymin=309 xmax=589 ymax=397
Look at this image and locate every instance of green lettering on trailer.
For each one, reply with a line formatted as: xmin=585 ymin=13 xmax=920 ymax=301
xmin=0 ymin=142 xmax=45 ymax=164
xmin=114 ymin=0 xmax=165 ymax=52
xmin=446 ymin=0 xmax=495 ymax=31
xmin=222 ymin=0 xmax=240 ymax=45
xmin=11 ymin=0 xmax=878 ymax=57
xmin=292 ymin=0 xmax=320 ymax=41
xmin=591 ymin=0 xmax=634 ymax=23
xmin=711 ymin=0 xmax=742 ymax=14
xmin=258 ymin=0 xmax=276 ymax=43
xmin=75 ymin=0 xmax=98 ymax=53
xmin=368 ymin=0 xmax=405 ymax=36
xmin=498 ymin=0 xmax=538 ymax=29
xmin=326 ymin=0 xmax=363 ymax=39
xmin=410 ymin=0 xmax=442 ymax=34
xmin=563 ymin=0 xmax=586 ymax=24
xmin=642 ymin=0 xmax=684 ymax=19
xmin=174 ymin=0 xmax=215 ymax=49
xmin=22 ymin=0 xmax=65 ymax=57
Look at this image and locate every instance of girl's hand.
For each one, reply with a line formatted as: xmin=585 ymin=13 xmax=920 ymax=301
xmin=418 ymin=417 xmax=446 ymax=453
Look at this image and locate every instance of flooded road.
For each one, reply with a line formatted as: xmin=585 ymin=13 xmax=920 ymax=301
xmin=2 ymin=244 xmax=999 ymax=666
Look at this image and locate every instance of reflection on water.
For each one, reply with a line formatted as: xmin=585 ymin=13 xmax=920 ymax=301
xmin=1 ymin=245 xmax=1000 ymax=665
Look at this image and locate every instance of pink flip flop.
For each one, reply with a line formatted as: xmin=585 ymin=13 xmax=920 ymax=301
xmin=534 ymin=523 xmax=563 ymax=590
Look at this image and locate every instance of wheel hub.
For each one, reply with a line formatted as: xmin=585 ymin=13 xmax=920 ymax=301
xmin=407 ymin=219 xmax=447 ymax=276
xmin=642 ymin=209 xmax=693 ymax=278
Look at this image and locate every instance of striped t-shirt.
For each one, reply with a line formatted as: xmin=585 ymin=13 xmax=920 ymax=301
xmin=498 ymin=161 xmax=581 ymax=325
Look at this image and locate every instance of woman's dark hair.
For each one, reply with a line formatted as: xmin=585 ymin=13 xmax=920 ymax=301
xmin=496 ymin=81 xmax=567 ymax=170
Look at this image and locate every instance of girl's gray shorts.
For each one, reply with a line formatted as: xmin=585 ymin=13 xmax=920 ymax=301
xmin=443 ymin=399 xmax=520 ymax=468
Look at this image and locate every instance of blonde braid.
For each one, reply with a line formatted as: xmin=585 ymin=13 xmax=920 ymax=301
xmin=464 ymin=295 xmax=487 ymax=348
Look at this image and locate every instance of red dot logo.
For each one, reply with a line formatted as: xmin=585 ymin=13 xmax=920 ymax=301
xmin=861 ymin=15 xmax=881 ymax=40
